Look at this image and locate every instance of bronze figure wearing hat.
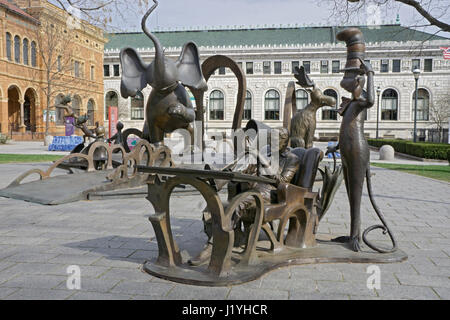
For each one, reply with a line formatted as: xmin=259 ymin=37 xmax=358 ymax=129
xmin=329 ymin=28 xmax=397 ymax=253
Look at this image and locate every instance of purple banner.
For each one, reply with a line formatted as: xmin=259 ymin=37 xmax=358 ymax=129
xmin=65 ymin=117 xmax=75 ymax=136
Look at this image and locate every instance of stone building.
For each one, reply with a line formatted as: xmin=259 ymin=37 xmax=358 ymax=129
xmin=104 ymin=23 xmax=450 ymax=142
xmin=0 ymin=0 xmax=107 ymax=140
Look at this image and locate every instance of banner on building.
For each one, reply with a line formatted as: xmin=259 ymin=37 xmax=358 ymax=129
xmin=108 ymin=106 xmax=118 ymax=139
xmin=441 ymin=47 xmax=450 ymax=60
xmin=43 ymin=110 xmax=56 ymax=123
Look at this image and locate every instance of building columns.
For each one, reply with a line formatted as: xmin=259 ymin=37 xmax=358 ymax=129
xmin=19 ymin=99 xmax=26 ymax=133
xmin=0 ymin=98 xmax=8 ymax=134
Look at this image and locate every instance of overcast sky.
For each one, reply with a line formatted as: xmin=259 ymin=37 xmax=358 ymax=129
xmin=107 ymin=0 xmax=449 ymax=38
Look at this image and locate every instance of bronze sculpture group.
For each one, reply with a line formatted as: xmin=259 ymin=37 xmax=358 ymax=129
xmin=115 ymin=1 xmax=407 ymax=286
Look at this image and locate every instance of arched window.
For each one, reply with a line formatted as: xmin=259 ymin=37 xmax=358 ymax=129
xmin=31 ymin=41 xmax=37 ymax=67
xmin=296 ymin=89 xmax=309 ymax=110
xmin=55 ymin=94 xmax=66 ymax=125
xmin=381 ymin=89 xmax=398 ymax=120
xmin=264 ymin=90 xmax=280 ymax=120
xmin=6 ymin=33 xmax=12 ymax=61
xmin=131 ymin=91 xmax=144 ymax=120
xmin=243 ymin=90 xmax=252 ymax=120
xmin=105 ymin=91 xmax=118 ymax=120
xmin=14 ymin=36 xmax=20 ymax=63
xmin=413 ymin=89 xmax=430 ymax=121
xmin=72 ymin=95 xmax=81 ymax=117
xmin=209 ymin=90 xmax=224 ymax=120
xmin=87 ymin=99 xmax=95 ymax=126
xmin=322 ymin=89 xmax=338 ymax=120
xmin=23 ymin=39 xmax=29 ymax=65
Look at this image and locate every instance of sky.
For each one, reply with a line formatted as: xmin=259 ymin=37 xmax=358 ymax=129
xmin=104 ymin=0 xmax=449 ymax=38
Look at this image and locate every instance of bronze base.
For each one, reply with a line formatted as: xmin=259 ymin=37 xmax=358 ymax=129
xmin=143 ymin=240 xmax=408 ymax=287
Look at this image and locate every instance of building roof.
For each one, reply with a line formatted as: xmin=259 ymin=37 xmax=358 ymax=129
xmin=105 ymin=24 xmax=448 ymax=50
xmin=0 ymin=0 xmax=39 ymax=24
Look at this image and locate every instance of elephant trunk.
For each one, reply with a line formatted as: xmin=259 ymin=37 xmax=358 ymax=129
xmin=142 ymin=1 xmax=165 ymax=83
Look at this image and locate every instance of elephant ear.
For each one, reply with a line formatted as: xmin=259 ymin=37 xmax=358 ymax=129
xmin=120 ymin=47 xmax=152 ymax=98
xmin=175 ymin=42 xmax=207 ymax=91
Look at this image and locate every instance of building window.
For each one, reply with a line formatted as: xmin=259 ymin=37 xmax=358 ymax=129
xmin=264 ymin=90 xmax=280 ymax=120
xmin=292 ymin=61 xmax=299 ymax=74
xmin=392 ymin=59 xmax=401 ymax=73
xmin=87 ymin=99 xmax=95 ymax=126
xmin=424 ymin=59 xmax=432 ymax=72
xmin=23 ymin=39 xmax=29 ymax=65
xmin=113 ymin=64 xmax=120 ymax=77
xmin=103 ymin=65 xmax=110 ymax=77
xmin=263 ymin=61 xmax=271 ymax=75
xmin=412 ymin=59 xmax=420 ymax=71
xmin=381 ymin=59 xmax=389 ymax=73
xmin=105 ymin=91 xmax=118 ymax=121
xmin=246 ymin=62 xmax=253 ymax=75
xmin=322 ymin=89 xmax=338 ymax=120
xmin=303 ymin=61 xmax=311 ymax=74
xmin=296 ymin=89 xmax=309 ymax=110
xmin=131 ymin=91 xmax=144 ymax=120
xmin=57 ymin=56 xmax=62 ymax=72
xmin=274 ymin=61 xmax=282 ymax=74
xmin=14 ymin=36 xmax=21 ymax=63
xmin=413 ymin=88 xmax=430 ymax=121
xmin=90 ymin=66 xmax=95 ymax=80
xmin=218 ymin=67 xmax=226 ymax=75
xmin=74 ymin=61 xmax=80 ymax=77
xmin=6 ymin=33 xmax=12 ymax=61
xmin=209 ymin=90 xmax=224 ymax=120
xmin=243 ymin=90 xmax=252 ymax=120
xmin=31 ymin=41 xmax=36 ymax=67
xmin=320 ymin=60 xmax=329 ymax=74
xmin=332 ymin=60 xmax=340 ymax=73
xmin=381 ymin=89 xmax=398 ymax=120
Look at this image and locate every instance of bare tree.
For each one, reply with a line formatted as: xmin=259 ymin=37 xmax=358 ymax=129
xmin=429 ymin=92 xmax=450 ymax=143
xmin=50 ymin=0 xmax=148 ymax=31
xmin=34 ymin=19 xmax=86 ymax=145
xmin=322 ymin=0 xmax=450 ymax=32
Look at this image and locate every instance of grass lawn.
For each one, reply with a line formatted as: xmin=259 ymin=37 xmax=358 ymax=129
xmin=0 ymin=154 xmax=64 ymax=164
xmin=371 ymin=163 xmax=450 ymax=182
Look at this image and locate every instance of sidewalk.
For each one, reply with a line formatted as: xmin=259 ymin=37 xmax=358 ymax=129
xmin=0 ymin=141 xmax=69 ymax=156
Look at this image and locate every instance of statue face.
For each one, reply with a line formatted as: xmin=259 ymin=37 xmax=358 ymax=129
xmin=340 ymin=71 xmax=365 ymax=98
xmin=278 ymin=128 xmax=290 ymax=152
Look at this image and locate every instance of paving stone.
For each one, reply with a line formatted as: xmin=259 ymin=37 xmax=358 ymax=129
xmin=0 ymin=287 xmax=19 ymax=299
xmin=316 ymin=280 xmax=378 ymax=297
xmin=395 ymin=274 xmax=450 ymax=288
xmin=432 ymin=287 xmax=450 ymax=300
xmin=56 ymin=277 xmax=120 ymax=293
xmin=290 ymin=292 xmax=349 ymax=300
xmin=100 ymin=267 xmax=153 ymax=282
xmin=1 ymin=275 xmax=67 ymax=290
xmin=48 ymin=254 xmax=102 ymax=266
xmin=166 ymin=285 xmax=230 ymax=300
xmin=3 ymin=288 xmax=75 ymax=300
xmin=228 ymin=287 xmax=289 ymax=300
xmin=68 ymin=291 xmax=133 ymax=300
xmin=376 ymin=284 xmax=440 ymax=300
xmin=111 ymin=280 xmax=174 ymax=297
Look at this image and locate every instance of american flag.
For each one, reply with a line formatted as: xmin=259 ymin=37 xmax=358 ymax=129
xmin=441 ymin=47 xmax=450 ymax=60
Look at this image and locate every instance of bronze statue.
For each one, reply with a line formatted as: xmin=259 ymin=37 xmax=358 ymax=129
xmin=328 ymin=28 xmax=397 ymax=253
xmin=290 ymin=66 xmax=336 ymax=149
xmin=120 ymin=0 xmax=207 ymax=145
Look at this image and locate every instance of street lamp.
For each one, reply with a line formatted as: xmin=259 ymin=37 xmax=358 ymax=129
xmin=376 ymin=86 xmax=381 ymax=139
xmin=413 ymin=68 xmax=421 ymax=143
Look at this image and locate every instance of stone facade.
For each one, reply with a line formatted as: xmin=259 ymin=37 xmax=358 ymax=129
xmin=104 ymin=25 xmax=450 ymax=141
xmin=0 ymin=0 xmax=106 ymax=140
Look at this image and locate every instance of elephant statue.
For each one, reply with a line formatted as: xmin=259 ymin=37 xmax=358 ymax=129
xmin=120 ymin=0 xmax=207 ymax=145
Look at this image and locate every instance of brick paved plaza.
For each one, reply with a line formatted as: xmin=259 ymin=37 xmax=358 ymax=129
xmin=0 ymin=159 xmax=449 ymax=300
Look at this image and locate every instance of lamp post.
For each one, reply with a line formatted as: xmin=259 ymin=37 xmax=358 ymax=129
xmin=413 ymin=68 xmax=421 ymax=143
xmin=376 ymin=86 xmax=381 ymax=139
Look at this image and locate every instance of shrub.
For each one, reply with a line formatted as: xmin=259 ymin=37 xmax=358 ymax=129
xmin=0 ymin=134 xmax=9 ymax=144
xmin=368 ymin=139 xmax=450 ymax=160
xmin=447 ymin=149 xmax=450 ymax=164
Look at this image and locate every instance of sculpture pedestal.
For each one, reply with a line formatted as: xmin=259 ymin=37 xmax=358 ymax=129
xmin=143 ymin=239 xmax=408 ymax=287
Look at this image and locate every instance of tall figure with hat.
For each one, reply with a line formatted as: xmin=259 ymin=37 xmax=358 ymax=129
xmin=328 ymin=28 xmax=397 ymax=253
